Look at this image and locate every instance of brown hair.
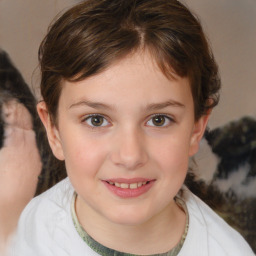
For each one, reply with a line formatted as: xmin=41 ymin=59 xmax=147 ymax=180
xmin=39 ymin=0 xmax=220 ymax=123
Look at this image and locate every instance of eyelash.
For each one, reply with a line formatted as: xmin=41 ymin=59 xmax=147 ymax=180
xmin=82 ymin=114 xmax=110 ymax=129
xmin=146 ymin=114 xmax=174 ymax=127
xmin=81 ymin=114 xmax=175 ymax=128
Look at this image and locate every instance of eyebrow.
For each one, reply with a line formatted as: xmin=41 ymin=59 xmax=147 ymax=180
xmin=146 ymin=100 xmax=185 ymax=111
xmin=69 ymin=99 xmax=185 ymax=111
xmin=69 ymin=100 xmax=114 ymax=110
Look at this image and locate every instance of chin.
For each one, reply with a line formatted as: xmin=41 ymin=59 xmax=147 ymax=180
xmin=104 ymin=207 xmax=153 ymax=226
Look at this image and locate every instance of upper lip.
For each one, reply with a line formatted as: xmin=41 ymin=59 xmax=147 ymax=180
xmin=103 ymin=178 xmax=155 ymax=184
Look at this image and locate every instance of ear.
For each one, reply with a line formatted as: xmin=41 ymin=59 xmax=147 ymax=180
xmin=37 ymin=101 xmax=65 ymax=160
xmin=189 ymin=111 xmax=211 ymax=156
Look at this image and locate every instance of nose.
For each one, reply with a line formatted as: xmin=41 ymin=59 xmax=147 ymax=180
xmin=110 ymin=128 xmax=148 ymax=170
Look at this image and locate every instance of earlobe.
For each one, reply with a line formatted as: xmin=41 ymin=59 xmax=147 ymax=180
xmin=189 ymin=113 xmax=210 ymax=156
xmin=37 ymin=101 xmax=65 ymax=161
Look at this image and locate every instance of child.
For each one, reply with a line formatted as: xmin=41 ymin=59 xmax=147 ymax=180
xmin=10 ymin=0 xmax=254 ymax=255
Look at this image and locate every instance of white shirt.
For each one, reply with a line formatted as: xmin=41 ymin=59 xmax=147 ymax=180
xmin=8 ymin=178 xmax=254 ymax=256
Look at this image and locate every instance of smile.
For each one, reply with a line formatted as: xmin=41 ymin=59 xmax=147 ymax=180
xmin=103 ymin=179 xmax=155 ymax=198
xmin=107 ymin=181 xmax=149 ymax=189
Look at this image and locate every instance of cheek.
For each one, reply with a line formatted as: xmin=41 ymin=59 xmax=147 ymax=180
xmin=62 ymin=136 xmax=108 ymax=178
xmin=149 ymin=134 xmax=191 ymax=174
xmin=150 ymin=136 xmax=190 ymax=163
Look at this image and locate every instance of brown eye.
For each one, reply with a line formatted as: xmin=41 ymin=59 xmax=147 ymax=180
xmin=85 ymin=115 xmax=109 ymax=127
xmin=147 ymin=115 xmax=172 ymax=127
xmin=91 ymin=116 xmax=103 ymax=126
xmin=152 ymin=116 xmax=165 ymax=126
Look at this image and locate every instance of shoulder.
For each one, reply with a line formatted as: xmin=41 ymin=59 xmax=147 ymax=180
xmin=9 ymin=178 xmax=79 ymax=255
xmin=179 ymin=187 xmax=254 ymax=256
xmin=19 ymin=177 xmax=73 ymax=221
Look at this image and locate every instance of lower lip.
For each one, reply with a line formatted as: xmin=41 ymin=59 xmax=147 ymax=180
xmin=103 ymin=181 xmax=155 ymax=198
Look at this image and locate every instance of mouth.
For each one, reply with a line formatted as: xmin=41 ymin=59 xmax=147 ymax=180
xmin=102 ymin=179 xmax=155 ymax=198
xmin=105 ymin=181 xmax=151 ymax=189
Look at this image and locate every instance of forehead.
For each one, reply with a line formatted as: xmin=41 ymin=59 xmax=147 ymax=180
xmin=59 ymin=51 xmax=193 ymax=111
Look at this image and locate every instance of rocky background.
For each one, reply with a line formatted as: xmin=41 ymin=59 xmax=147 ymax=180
xmin=189 ymin=117 xmax=256 ymax=251
xmin=0 ymin=50 xmax=65 ymax=195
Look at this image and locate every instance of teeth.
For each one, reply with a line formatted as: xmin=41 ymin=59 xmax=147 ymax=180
xmin=120 ymin=183 xmax=129 ymax=189
xmin=109 ymin=181 xmax=149 ymax=189
xmin=115 ymin=182 xmax=121 ymax=188
xmin=130 ymin=183 xmax=138 ymax=189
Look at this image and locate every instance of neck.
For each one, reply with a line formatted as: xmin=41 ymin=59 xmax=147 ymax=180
xmin=75 ymin=196 xmax=186 ymax=255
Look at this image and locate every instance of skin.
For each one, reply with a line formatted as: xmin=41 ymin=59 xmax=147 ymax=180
xmin=0 ymin=100 xmax=42 ymax=253
xmin=38 ymin=51 xmax=209 ymax=254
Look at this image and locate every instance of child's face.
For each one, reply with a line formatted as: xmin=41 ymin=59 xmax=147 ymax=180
xmin=39 ymin=51 xmax=208 ymax=226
